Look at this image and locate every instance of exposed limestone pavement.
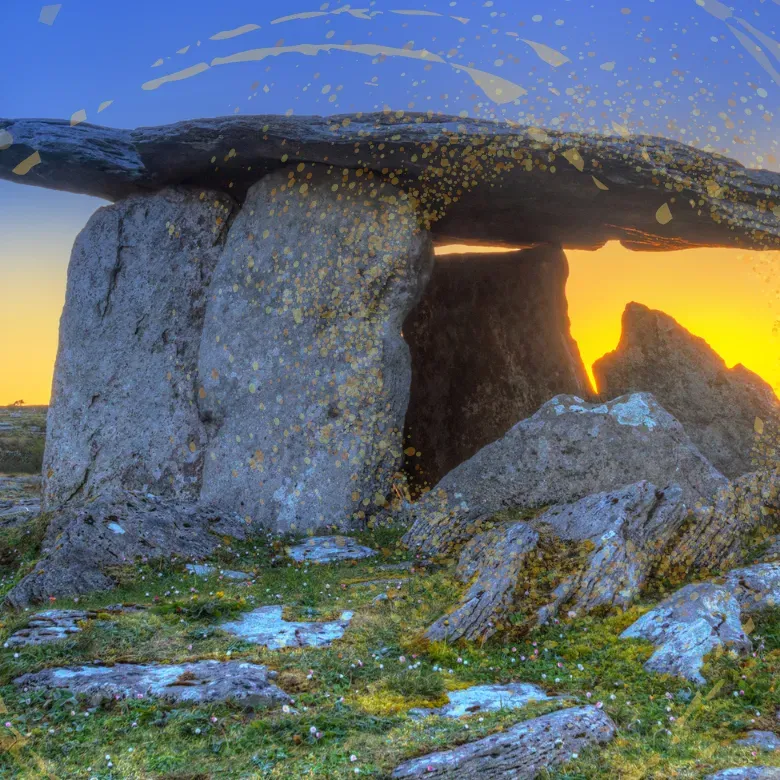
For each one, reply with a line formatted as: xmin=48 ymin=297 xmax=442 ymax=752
xmin=408 ymin=682 xmax=559 ymax=719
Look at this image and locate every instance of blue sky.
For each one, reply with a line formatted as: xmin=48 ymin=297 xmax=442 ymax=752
xmin=1 ymin=0 xmax=779 ymax=401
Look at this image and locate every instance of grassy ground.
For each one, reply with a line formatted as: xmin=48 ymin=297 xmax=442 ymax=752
xmin=0 ymin=520 xmax=777 ymax=779
xmin=0 ymin=407 xmax=47 ymax=475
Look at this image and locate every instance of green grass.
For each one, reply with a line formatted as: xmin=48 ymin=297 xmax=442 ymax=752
xmin=0 ymin=527 xmax=777 ymax=778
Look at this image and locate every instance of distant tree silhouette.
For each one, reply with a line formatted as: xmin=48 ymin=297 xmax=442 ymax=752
xmin=11 ymin=399 xmax=24 ymax=407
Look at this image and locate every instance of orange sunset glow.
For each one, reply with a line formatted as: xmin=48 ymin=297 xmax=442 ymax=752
xmin=1 ymin=242 xmax=778 ymax=405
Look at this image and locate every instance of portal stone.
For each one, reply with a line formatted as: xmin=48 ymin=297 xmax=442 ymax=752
xmin=198 ymin=168 xmax=433 ymax=533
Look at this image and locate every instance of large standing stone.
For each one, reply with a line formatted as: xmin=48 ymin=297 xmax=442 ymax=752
xmin=593 ymin=303 xmax=780 ymax=479
xmin=620 ymin=583 xmax=751 ymax=684
xmin=404 ymin=393 xmax=727 ymax=558
xmin=402 ymin=246 xmax=591 ymax=488
xmin=43 ymin=188 xmax=234 ymax=509
xmin=391 ymin=705 xmax=616 ymax=779
xmin=198 ymin=167 xmax=433 ymax=533
xmin=426 ymin=481 xmax=687 ymax=643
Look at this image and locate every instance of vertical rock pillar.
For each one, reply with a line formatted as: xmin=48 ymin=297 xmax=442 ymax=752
xmin=198 ymin=166 xmax=433 ymax=533
xmin=43 ymin=188 xmax=235 ymax=509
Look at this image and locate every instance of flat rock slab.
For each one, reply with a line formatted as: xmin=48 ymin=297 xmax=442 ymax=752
xmin=392 ymin=705 xmax=616 ymax=779
xmin=736 ymin=731 xmax=780 ymax=752
xmin=14 ymin=660 xmax=289 ymax=708
xmin=725 ymin=563 xmax=780 ymax=614
xmin=409 ymin=682 xmax=557 ymax=719
xmin=621 ymin=583 xmax=751 ymax=685
xmin=220 ymin=606 xmax=353 ymax=649
xmin=3 ymin=114 xmax=780 ymax=252
xmin=286 ymin=536 xmax=378 ymax=564
xmin=707 ymin=770 xmax=780 ymax=780
xmin=185 ymin=564 xmax=251 ymax=581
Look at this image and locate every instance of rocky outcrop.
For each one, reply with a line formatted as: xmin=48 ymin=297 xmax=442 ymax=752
xmin=5 ymin=492 xmax=249 ymax=608
xmin=724 ymin=563 xmax=780 ymax=614
xmin=3 ymin=114 xmax=780 ymax=251
xmin=620 ymin=583 xmax=751 ymax=684
xmin=408 ymin=683 xmax=558 ymax=720
xmin=403 ymin=246 xmax=591 ymax=488
xmin=426 ymin=481 xmax=687 ymax=642
xmin=42 ymin=188 xmax=235 ymax=509
xmin=706 ymin=770 xmax=780 ymax=780
xmin=391 ymin=705 xmax=616 ymax=779
xmin=404 ymin=393 xmax=727 ymax=558
xmin=197 ymin=168 xmax=433 ymax=532
xmin=14 ymin=660 xmax=289 ymax=709
xmin=286 ymin=536 xmax=378 ymax=564
xmin=593 ymin=303 xmax=780 ymax=479
xmin=735 ymin=731 xmax=780 ymax=752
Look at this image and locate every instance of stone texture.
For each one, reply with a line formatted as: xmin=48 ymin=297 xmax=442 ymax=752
xmin=391 ymin=705 xmax=617 ymax=779
xmin=219 ymin=605 xmax=353 ymax=649
xmin=3 ymin=115 xmax=780 ymax=251
xmin=724 ymin=563 xmax=780 ymax=614
xmin=706 ymin=770 xmax=780 ymax=780
xmin=0 ymin=476 xmax=41 ymax=528
xmin=402 ymin=246 xmax=591 ymax=488
xmin=593 ymin=303 xmax=780 ymax=479
xmin=286 ymin=536 xmax=378 ymax=564
xmin=735 ymin=731 xmax=780 ymax=752
xmin=404 ymin=393 xmax=727 ymax=558
xmin=42 ymin=188 xmax=234 ymax=510
xmin=5 ymin=492 xmax=249 ymax=608
xmin=198 ymin=168 xmax=433 ymax=533
xmin=13 ymin=660 xmax=289 ymax=709
xmin=4 ymin=610 xmax=88 ymax=648
xmin=620 ymin=583 xmax=751 ymax=684
xmin=426 ymin=481 xmax=687 ymax=643
xmin=184 ymin=563 xmax=251 ymax=580
xmin=408 ymin=682 xmax=557 ymax=719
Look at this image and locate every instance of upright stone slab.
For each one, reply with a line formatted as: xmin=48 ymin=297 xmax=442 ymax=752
xmin=43 ymin=188 xmax=235 ymax=508
xmin=403 ymin=246 xmax=591 ymax=488
xmin=198 ymin=167 xmax=433 ymax=533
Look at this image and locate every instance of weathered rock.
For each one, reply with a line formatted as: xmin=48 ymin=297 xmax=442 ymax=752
xmin=42 ymin=188 xmax=235 ymax=510
xmin=706 ymin=769 xmax=780 ymax=780
xmin=14 ymin=660 xmax=289 ymax=708
xmin=286 ymin=536 xmax=378 ymax=564
xmin=402 ymin=246 xmax=591 ymax=488
xmin=4 ymin=610 xmax=88 ymax=648
xmin=3 ymin=115 xmax=780 ymax=251
xmin=593 ymin=303 xmax=780 ymax=479
xmin=198 ymin=168 xmax=433 ymax=533
xmin=391 ymin=705 xmax=616 ymax=779
xmin=219 ymin=605 xmax=353 ymax=649
xmin=760 ymin=535 xmax=780 ymax=563
xmin=404 ymin=393 xmax=726 ymax=558
xmin=663 ymin=468 xmax=780 ymax=578
xmin=185 ymin=563 xmax=251 ymax=581
xmin=426 ymin=481 xmax=687 ymax=642
xmin=620 ymin=583 xmax=751 ymax=684
xmin=4 ymin=492 xmax=249 ymax=608
xmin=0 ymin=475 xmax=42 ymax=528
xmin=408 ymin=682 xmax=558 ymax=719
xmin=724 ymin=563 xmax=780 ymax=614
xmin=735 ymin=731 xmax=780 ymax=752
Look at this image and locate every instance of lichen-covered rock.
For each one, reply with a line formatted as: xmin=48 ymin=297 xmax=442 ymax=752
xmin=4 ymin=610 xmax=88 ymax=647
xmin=184 ymin=563 xmax=251 ymax=581
xmin=724 ymin=563 xmax=780 ymax=614
xmin=408 ymin=682 xmax=558 ymax=719
xmin=286 ymin=536 xmax=378 ymax=564
xmin=426 ymin=481 xmax=686 ymax=642
xmin=43 ymin=188 xmax=234 ymax=510
xmin=4 ymin=492 xmax=249 ymax=608
xmin=620 ymin=583 xmax=751 ymax=684
xmin=219 ymin=605 xmax=353 ymax=649
xmin=391 ymin=705 xmax=616 ymax=779
xmin=706 ymin=769 xmax=780 ymax=780
xmin=404 ymin=393 xmax=726 ymax=558
xmin=593 ymin=303 xmax=780 ymax=478
xmin=198 ymin=168 xmax=433 ymax=533
xmin=402 ymin=246 xmax=591 ymax=488
xmin=13 ymin=660 xmax=289 ymax=709
xmin=735 ymin=731 xmax=780 ymax=752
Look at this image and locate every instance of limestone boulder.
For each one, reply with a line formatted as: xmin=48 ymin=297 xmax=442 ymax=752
xmin=404 ymin=393 xmax=727 ymax=558
xmin=43 ymin=188 xmax=234 ymax=509
xmin=197 ymin=167 xmax=433 ymax=533
xmin=5 ymin=492 xmax=249 ymax=608
xmin=391 ymin=705 xmax=616 ymax=779
xmin=402 ymin=245 xmax=592 ymax=488
xmin=706 ymin=769 xmax=780 ymax=780
xmin=620 ymin=583 xmax=751 ymax=685
xmin=426 ymin=481 xmax=687 ymax=643
xmin=593 ymin=303 xmax=780 ymax=479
